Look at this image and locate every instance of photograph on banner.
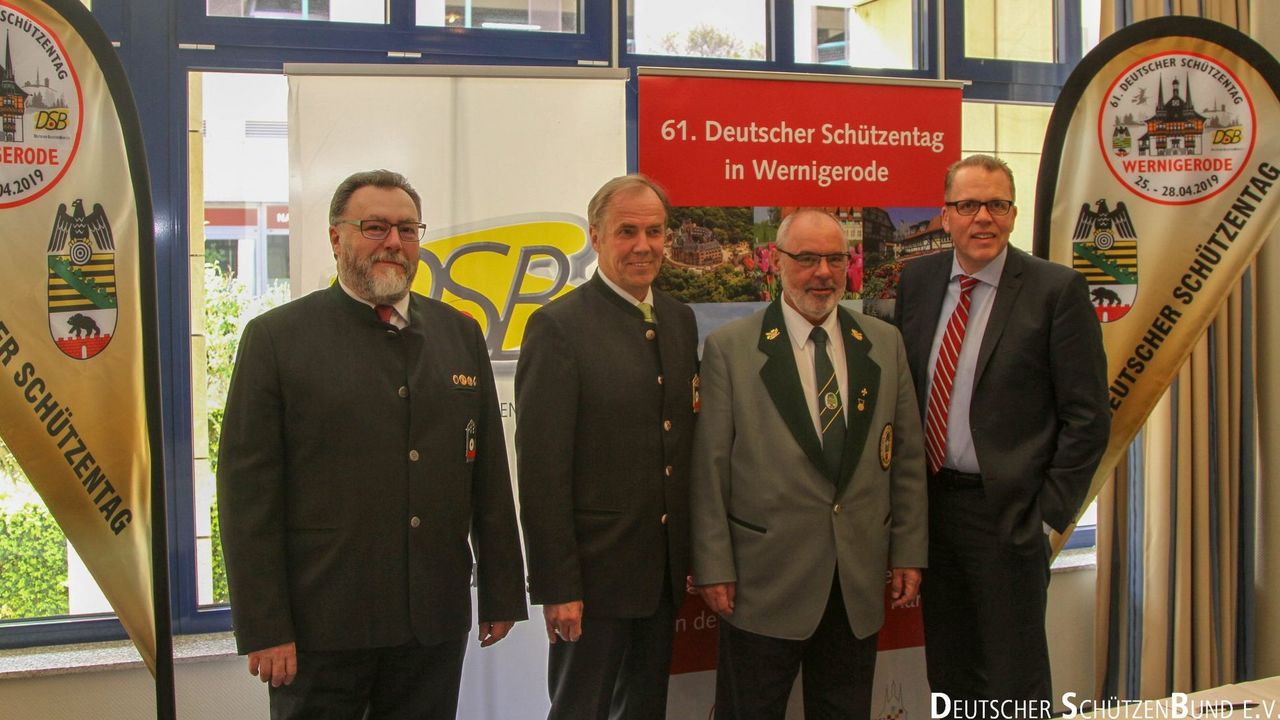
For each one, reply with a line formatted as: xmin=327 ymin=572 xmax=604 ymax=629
xmin=653 ymin=204 xmax=943 ymax=323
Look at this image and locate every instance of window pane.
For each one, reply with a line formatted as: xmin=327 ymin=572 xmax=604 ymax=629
xmin=207 ymin=0 xmax=385 ymax=24
xmin=628 ymin=0 xmax=767 ymax=60
xmin=0 ymin=437 xmax=116 ymax=623
xmin=963 ymin=0 xmax=1053 ymax=63
xmin=961 ymin=101 xmax=1050 ymax=251
xmin=416 ymin=0 xmax=579 ymax=32
xmin=795 ymin=0 xmax=917 ymax=70
xmin=193 ymin=72 xmax=293 ymax=606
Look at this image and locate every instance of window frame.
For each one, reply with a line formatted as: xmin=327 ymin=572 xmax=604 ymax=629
xmin=0 ymin=0 xmax=1090 ymax=650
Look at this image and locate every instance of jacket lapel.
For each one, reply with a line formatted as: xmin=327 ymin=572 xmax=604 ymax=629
xmin=973 ymin=248 xmax=1025 ymax=385
xmin=909 ymin=253 xmax=952 ymax=407
xmin=835 ymin=307 xmax=880 ymax=497
xmin=756 ymin=301 xmax=827 ymax=477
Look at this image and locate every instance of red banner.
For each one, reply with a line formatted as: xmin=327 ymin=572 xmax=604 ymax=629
xmin=639 ymin=74 xmax=961 ymax=207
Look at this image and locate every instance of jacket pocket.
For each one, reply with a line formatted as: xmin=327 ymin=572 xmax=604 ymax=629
xmin=728 ymin=513 xmax=767 ymax=534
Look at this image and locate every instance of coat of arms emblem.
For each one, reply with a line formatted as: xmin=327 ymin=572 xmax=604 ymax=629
xmin=47 ymin=199 xmax=116 ymax=359
xmin=1072 ymin=199 xmax=1139 ymax=323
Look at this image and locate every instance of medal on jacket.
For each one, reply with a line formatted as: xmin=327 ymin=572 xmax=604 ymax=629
xmin=465 ymin=419 xmax=477 ymax=463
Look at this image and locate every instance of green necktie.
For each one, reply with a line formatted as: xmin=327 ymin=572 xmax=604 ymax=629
xmin=810 ymin=327 xmax=845 ymax=481
xmin=638 ymin=302 xmax=656 ymax=324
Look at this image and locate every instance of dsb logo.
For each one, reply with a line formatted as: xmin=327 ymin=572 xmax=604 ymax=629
xmin=35 ymin=111 xmax=69 ymax=131
xmin=1213 ymin=127 xmax=1243 ymax=145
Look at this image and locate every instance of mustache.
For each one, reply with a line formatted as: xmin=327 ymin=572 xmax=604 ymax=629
xmin=367 ymin=251 xmax=412 ymax=271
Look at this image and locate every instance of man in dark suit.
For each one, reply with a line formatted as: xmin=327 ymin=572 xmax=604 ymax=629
xmin=217 ymin=169 xmax=527 ymax=719
xmin=515 ymin=175 xmax=699 ymax=720
xmin=691 ymin=209 xmax=927 ymax=719
xmin=894 ymin=155 xmax=1110 ymax=704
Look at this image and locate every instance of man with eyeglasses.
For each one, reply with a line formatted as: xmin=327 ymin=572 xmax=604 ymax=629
xmin=217 ymin=169 xmax=527 ymax=719
xmin=894 ymin=154 xmax=1109 ymax=707
xmin=691 ymin=208 xmax=927 ymax=719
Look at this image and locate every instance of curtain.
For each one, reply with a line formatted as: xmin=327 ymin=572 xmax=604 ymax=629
xmin=1093 ymin=0 xmax=1258 ymax=700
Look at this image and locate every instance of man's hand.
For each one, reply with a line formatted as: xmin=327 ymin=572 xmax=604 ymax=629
xmin=248 ymin=642 xmax=297 ymax=687
xmin=889 ymin=568 xmax=922 ymax=609
xmin=478 ymin=621 xmax=516 ymax=648
xmin=697 ymin=582 xmax=736 ymax=616
xmin=543 ymin=601 xmax=583 ymax=643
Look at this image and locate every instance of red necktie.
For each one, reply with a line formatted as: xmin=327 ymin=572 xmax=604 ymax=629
xmin=925 ymin=275 xmax=979 ymax=475
xmin=375 ymin=305 xmax=395 ymax=324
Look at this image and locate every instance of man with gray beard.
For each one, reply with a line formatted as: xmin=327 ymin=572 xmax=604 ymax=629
xmin=217 ymin=169 xmax=527 ymax=719
xmin=691 ymin=209 xmax=927 ymax=719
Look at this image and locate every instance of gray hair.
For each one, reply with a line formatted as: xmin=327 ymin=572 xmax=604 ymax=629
xmin=328 ymin=169 xmax=423 ymax=224
xmin=944 ymin=154 xmax=1016 ymax=201
xmin=587 ymin=174 xmax=671 ymax=230
xmin=776 ymin=208 xmax=847 ymax=251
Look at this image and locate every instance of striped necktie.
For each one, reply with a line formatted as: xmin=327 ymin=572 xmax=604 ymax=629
xmin=924 ymin=275 xmax=980 ymax=474
xmin=810 ymin=327 xmax=845 ymax=481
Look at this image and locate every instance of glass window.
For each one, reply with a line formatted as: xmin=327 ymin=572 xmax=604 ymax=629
xmin=961 ymin=100 xmax=1051 ymax=252
xmin=795 ymin=0 xmax=918 ymax=70
xmin=206 ymin=0 xmax=385 ymax=24
xmin=192 ymin=72 xmax=293 ymax=607
xmin=627 ymin=0 xmax=767 ymax=60
xmin=416 ymin=0 xmax=579 ymax=32
xmin=963 ymin=0 xmax=1054 ymax=63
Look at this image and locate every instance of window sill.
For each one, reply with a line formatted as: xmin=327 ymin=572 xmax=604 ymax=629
xmin=0 ymin=632 xmax=238 ymax=680
xmin=1052 ymin=546 xmax=1098 ymax=573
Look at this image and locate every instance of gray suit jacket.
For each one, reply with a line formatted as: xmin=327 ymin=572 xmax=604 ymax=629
xmin=691 ymin=301 xmax=928 ymax=641
xmin=894 ymin=247 xmax=1110 ymax=551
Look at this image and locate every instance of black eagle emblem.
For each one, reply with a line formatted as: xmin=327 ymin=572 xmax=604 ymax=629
xmin=1072 ymin=199 xmax=1137 ymax=250
xmin=47 ymin=199 xmax=115 ymax=254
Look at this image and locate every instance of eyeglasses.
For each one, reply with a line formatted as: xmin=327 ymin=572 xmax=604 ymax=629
xmin=337 ymin=219 xmax=427 ymax=243
xmin=945 ymin=199 xmax=1014 ymax=216
xmin=777 ymin=249 xmax=850 ymax=270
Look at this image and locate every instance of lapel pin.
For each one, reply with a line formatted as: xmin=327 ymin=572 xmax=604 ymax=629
xmin=860 ymin=388 xmax=869 ymax=397
xmin=765 ymin=328 xmax=780 ymax=341
xmin=850 ymin=329 xmax=863 ymax=341
xmin=857 ymin=399 xmax=866 ymax=412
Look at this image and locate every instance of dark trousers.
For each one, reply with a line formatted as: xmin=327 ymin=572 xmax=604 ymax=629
xmin=922 ymin=480 xmax=1052 ymax=708
xmin=546 ymin=590 xmax=678 ymax=720
xmin=714 ymin=576 xmax=878 ymax=720
xmin=268 ymin=636 xmax=467 ymax=720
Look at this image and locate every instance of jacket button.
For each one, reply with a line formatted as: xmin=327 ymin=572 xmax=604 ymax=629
xmin=409 ymin=450 xmax=420 ymax=461
xmin=660 ymin=513 xmax=669 ymax=525
xmin=663 ymin=420 xmax=672 ymax=431
xmin=664 ymin=465 xmax=673 ymax=477
xmin=398 ymin=386 xmax=409 ymax=398
xmin=833 ymin=503 xmax=842 ymax=514
xmin=657 ymin=375 xmax=664 ymax=385
xmin=409 ymin=516 xmax=421 ymax=528
xmin=645 ymin=329 xmax=656 ymax=340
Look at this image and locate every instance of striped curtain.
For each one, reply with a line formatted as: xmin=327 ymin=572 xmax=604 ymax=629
xmin=1094 ymin=0 xmax=1259 ymax=699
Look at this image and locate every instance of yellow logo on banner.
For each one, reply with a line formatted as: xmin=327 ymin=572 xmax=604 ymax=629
xmin=411 ymin=215 xmax=593 ymax=361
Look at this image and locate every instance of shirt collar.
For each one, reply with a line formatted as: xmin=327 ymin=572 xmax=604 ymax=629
xmin=598 ymin=270 xmax=655 ymax=308
xmin=951 ymin=245 xmax=1008 ymax=287
xmin=780 ymin=294 xmax=842 ymax=352
xmin=337 ymin=278 xmax=411 ymax=324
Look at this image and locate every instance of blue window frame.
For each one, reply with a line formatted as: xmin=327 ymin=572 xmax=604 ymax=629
xmin=0 ymin=0 xmax=1088 ymax=650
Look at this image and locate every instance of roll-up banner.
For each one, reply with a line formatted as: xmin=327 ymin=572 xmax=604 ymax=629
xmin=0 ymin=0 xmax=171 ymax=710
xmin=287 ymin=64 xmax=627 ymax=718
xmin=639 ymin=68 xmax=961 ymax=720
xmin=1035 ymin=17 xmax=1280 ymax=540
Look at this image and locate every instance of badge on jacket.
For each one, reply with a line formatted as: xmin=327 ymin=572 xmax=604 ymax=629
xmin=879 ymin=423 xmax=893 ymax=470
xmin=465 ymin=419 xmax=477 ymax=462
